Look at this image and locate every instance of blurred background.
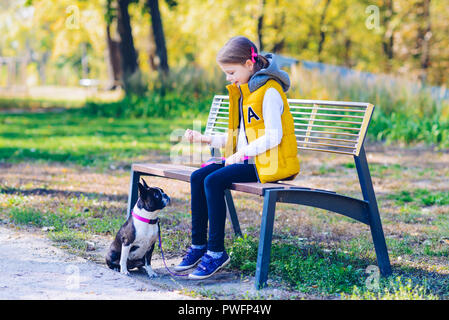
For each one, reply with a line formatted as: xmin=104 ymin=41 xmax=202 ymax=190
xmin=0 ymin=0 xmax=448 ymax=148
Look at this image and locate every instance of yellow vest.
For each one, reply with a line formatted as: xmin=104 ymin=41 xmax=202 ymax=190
xmin=224 ymin=79 xmax=300 ymax=183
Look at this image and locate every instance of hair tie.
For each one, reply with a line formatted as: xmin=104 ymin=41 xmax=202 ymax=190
xmin=250 ymin=47 xmax=258 ymax=63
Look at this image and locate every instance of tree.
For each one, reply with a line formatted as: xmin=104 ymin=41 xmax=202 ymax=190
xmin=117 ymin=0 xmax=140 ymax=92
xmin=414 ymin=0 xmax=432 ymax=83
xmin=256 ymin=0 xmax=266 ymax=51
xmin=317 ymin=0 xmax=332 ymax=62
xmin=146 ymin=0 xmax=170 ymax=76
xmin=105 ymin=0 xmax=122 ymax=89
xmin=380 ymin=0 xmax=395 ymax=72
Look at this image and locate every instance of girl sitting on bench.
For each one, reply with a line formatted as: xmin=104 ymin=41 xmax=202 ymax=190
xmin=177 ymin=36 xmax=300 ymax=280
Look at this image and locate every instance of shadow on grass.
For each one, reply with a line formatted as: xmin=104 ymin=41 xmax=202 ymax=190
xmin=0 ymin=186 xmax=128 ymax=203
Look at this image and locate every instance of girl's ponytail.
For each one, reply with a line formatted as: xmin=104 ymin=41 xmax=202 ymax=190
xmin=217 ymin=36 xmax=268 ymax=72
xmin=254 ymin=53 xmax=269 ymax=72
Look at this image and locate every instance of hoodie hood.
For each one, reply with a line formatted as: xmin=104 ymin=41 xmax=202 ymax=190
xmin=248 ymin=53 xmax=290 ymax=93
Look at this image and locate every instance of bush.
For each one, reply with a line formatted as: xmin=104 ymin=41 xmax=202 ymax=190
xmin=84 ymin=91 xmax=211 ymax=119
xmin=83 ymin=66 xmax=227 ymax=119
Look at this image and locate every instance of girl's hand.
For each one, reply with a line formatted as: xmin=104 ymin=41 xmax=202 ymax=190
xmin=184 ymin=129 xmax=204 ymax=143
xmin=225 ymin=151 xmax=245 ymax=166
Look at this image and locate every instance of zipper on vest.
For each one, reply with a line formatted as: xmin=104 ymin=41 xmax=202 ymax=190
xmin=238 ymin=86 xmax=260 ymax=183
xmin=238 ymin=86 xmax=249 ymax=145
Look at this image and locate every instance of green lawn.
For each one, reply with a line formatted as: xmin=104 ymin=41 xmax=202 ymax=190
xmin=0 ymin=110 xmax=207 ymax=167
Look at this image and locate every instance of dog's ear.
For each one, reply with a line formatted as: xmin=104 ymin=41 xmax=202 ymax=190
xmin=141 ymin=178 xmax=149 ymax=189
xmin=137 ymin=182 xmax=146 ymax=196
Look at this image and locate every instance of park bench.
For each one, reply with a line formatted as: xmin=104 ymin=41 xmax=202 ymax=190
xmin=126 ymin=95 xmax=392 ymax=289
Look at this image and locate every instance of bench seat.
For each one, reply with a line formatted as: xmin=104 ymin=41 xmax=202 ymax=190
xmin=132 ymin=163 xmax=336 ymax=196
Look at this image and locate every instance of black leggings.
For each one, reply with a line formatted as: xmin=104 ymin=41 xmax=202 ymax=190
xmin=189 ymin=161 xmax=258 ymax=252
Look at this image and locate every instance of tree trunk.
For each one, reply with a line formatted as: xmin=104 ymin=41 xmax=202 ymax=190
xmin=147 ymin=24 xmax=157 ymax=72
xmin=147 ymin=0 xmax=169 ymax=76
xmin=106 ymin=23 xmax=122 ymax=90
xmin=415 ymin=0 xmax=432 ymax=83
xmin=344 ymin=36 xmax=352 ymax=68
xmin=271 ymin=0 xmax=286 ymax=53
xmin=317 ymin=0 xmax=332 ymax=62
xmin=381 ymin=0 xmax=394 ymax=72
xmin=257 ymin=0 xmax=266 ymax=52
xmin=117 ymin=0 xmax=140 ymax=92
xmin=38 ymin=51 xmax=50 ymax=85
xmin=81 ymin=42 xmax=89 ymax=79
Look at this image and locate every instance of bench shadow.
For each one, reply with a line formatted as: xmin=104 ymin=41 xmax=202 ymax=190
xmin=0 ymin=186 xmax=128 ymax=202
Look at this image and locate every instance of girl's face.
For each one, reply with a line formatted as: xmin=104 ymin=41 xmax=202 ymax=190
xmin=219 ymin=60 xmax=254 ymax=86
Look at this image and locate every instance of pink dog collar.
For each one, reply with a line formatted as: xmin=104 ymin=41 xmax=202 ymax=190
xmin=131 ymin=211 xmax=159 ymax=224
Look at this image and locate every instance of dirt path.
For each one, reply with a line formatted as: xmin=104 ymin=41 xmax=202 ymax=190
xmin=0 ymin=225 xmax=192 ymax=300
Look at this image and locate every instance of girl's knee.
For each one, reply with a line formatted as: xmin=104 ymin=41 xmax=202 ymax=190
xmin=204 ymin=172 xmax=225 ymax=190
xmin=190 ymin=169 xmax=205 ymax=186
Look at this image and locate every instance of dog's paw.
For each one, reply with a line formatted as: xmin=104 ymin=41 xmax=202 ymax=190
xmin=144 ymin=266 xmax=158 ymax=278
xmin=120 ymin=269 xmax=130 ymax=276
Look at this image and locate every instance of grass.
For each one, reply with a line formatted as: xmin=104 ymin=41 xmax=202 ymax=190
xmin=226 ymin=233 xmax=445 ymax=299
xmin=48 ymin=226 xmax=92 ymax=252
xmin=342 ymin=277 xmax=439 ymax=300
xmin=228 ymin=234 xmax=366 ymax=295
xmin=387 ymin=189 xmax=449 ymax=207
xmin=0 ymin=96 xmax=85 ymax=110
xmin=0 ymin=110 xmax=207 ymax=168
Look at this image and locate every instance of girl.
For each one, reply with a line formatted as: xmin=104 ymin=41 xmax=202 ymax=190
xmin=176 ymin=36 xmax=300 ymax=279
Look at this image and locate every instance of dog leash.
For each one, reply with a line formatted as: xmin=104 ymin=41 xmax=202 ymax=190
xmin=157 ymin=221 xmax=189 ymax=277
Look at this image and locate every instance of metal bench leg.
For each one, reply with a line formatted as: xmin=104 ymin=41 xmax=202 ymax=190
xmin=255 ymin=190 xmax=278 ymax=289
xmin=224 ymin=189 xmax=242 ymax=237
xmin=127 ymin=170 xmax=141 ymax=219
xmin=366 ymin=202 xmax=392 ymax=276
xmin=355 ymin=147 xmax=392 ymax=276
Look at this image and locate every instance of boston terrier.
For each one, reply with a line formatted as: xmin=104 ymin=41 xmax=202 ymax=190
xmin=105 ymin=179 xmax=170 ymax=278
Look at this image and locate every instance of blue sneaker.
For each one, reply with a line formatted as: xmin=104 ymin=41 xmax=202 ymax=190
xmin=174 ymin=246 xmax=207 ymax=272
xmin=188 ymin=251 xmax=230 ymax=280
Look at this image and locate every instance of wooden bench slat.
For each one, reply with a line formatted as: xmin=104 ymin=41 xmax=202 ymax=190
xmin=131 ymin=163 xmax=330 ymax=196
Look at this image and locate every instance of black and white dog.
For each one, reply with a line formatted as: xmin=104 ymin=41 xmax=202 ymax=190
xmin=105 ymin=179 xmax=170 ymax=278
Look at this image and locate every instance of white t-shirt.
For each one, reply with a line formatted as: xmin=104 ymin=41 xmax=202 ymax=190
xmin=208 ymin=87 xmax=284 ymax=157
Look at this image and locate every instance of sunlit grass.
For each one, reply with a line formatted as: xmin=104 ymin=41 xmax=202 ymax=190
xmin=0 ymin=111 xmax=207 ymax=167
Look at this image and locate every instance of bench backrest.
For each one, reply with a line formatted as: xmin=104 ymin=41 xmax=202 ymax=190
xmin=204 ymin=95 xmax=374 ymax=157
